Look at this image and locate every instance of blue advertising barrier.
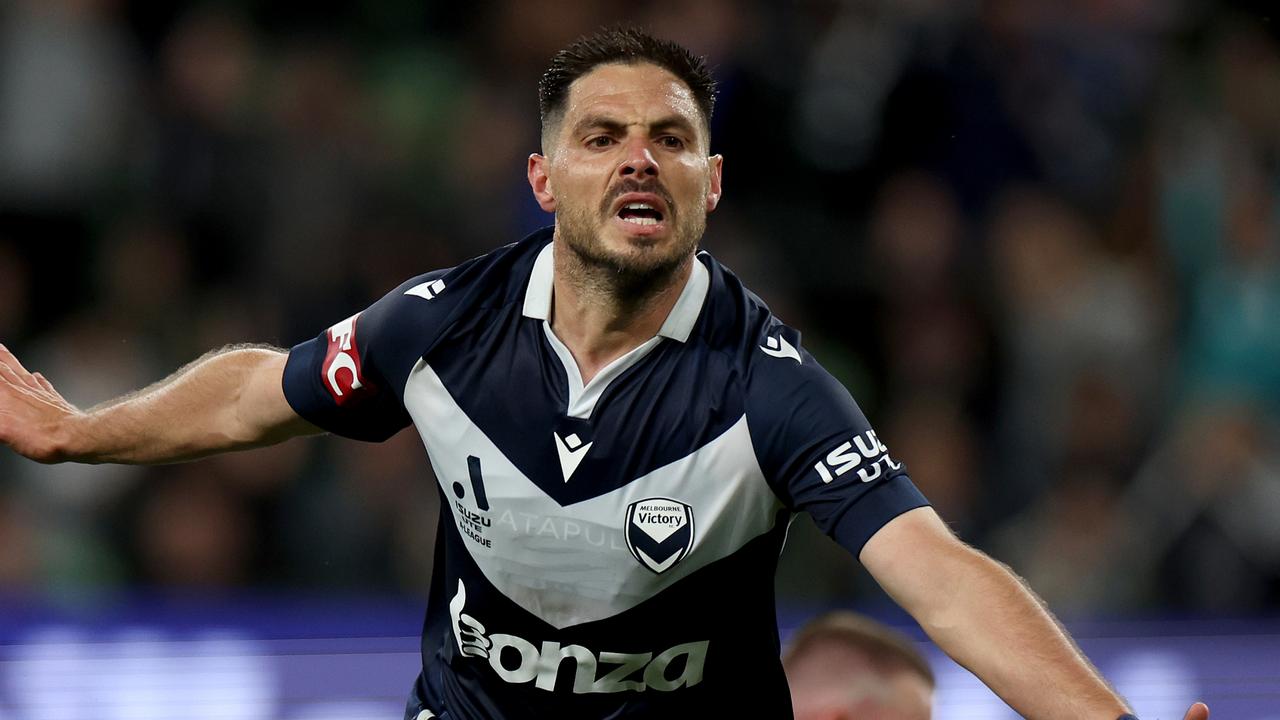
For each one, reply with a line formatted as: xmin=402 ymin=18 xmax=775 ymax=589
xmin=0 ymin=596 xmax=1276 ymax=719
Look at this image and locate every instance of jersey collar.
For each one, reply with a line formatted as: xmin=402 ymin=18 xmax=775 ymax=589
xmin=521 ymin=240 xmax=710 ymax=343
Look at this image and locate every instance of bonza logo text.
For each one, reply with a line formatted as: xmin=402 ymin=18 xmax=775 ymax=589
xmin=450 ymin=581 xmax=707 ymax=693
xmin=814 ymin=430 xmax=902 ymax=484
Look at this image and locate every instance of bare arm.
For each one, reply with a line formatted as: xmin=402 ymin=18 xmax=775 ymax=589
xmin=0 ymin=343 xmax=321 ymax=465
xmin=860 ymin=506 xmax=1137 ymax=719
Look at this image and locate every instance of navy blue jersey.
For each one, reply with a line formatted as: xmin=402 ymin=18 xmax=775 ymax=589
xmin=282 ymin=228 xmax=929 ymax=719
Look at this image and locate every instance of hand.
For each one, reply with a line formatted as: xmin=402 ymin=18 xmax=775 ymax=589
xmin=1183 ymin=702 xmax=1210 ymax=720
xmin=0 ymin=344 xmax=82 ymax=463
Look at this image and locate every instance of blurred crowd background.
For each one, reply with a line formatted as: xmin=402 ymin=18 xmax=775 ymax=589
xmin=0 ymin=0 xmax=1278 ymax=622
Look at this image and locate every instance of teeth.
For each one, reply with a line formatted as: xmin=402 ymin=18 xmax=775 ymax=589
xmin=621 ymin=216 xmax=658 ymax=226
xmin=623 ymin=202 xmax=655 ymax=211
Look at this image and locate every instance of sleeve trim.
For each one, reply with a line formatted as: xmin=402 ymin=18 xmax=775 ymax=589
xmin=826 ymin=475 xmax=931 ymax=557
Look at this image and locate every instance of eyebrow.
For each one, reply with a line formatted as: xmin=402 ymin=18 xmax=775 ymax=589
xmin=572 ymin=114 xmax=700 ymax=138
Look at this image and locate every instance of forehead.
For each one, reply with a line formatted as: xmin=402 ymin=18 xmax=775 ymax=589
xmin=562 ymin=62 xmax=704 ymax=129
xmin=886 ymin=668 xmax=934 ymax=719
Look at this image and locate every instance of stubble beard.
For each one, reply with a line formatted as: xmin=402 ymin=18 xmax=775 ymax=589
xmin=556 ymin=182 xmax=706 ymax=302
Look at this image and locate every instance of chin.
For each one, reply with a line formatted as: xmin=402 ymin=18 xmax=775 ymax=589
xmin=587 ymin=243 xmax=685 ymax=283
xmin=612 ymin=233 xmax=689 ymax=266
xmin=559 ymin=211 xmax=700 ymax=280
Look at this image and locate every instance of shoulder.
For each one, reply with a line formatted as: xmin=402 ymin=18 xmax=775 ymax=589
xmin=694 ymin=252 xmax=850 ymax=408
xmin=333 ymin=227 xmax=550 ymax=395
xmin=695 ymin=253 xmax=874 ymax=482
xmin=365 ymin=227 xmax=552 ymax=338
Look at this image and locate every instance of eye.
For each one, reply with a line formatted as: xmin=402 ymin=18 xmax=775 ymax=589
xmin=658 ymin=135 xmax=685 ymax=149
xmin=588 ymin=135 xmax=615 ymax=148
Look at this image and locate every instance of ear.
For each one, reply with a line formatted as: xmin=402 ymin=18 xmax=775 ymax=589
xmin=528 ymin=153 xmax=557 ymax=213
xmin=705 ymin=154 xmax=724 ymax=213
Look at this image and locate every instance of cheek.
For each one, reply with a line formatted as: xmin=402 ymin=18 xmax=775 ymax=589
xmin=555 ymin=166 xmax=607 ymax=205
xmin=675 ymin=174 xmax=713 ymax=213
xmin=677 ymin=159 xmax=712 ymax=192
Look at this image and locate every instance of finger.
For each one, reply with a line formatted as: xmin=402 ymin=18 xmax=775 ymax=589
xmin=0 ymin=363 xmax=43 ymax=399
xmin=0 ymin=364 xmax=34 ymax=403
xmin=1184 ymin=702 xmax=1210 ymax=720
xmin=33 ymin=372 xmax=56 ymax=394
xmin=0 ymin=344 xmax=40 ymax=391
xmin=0 ymin=364 xmax=36 ymax=398
xmin=30 ymin=372 xmax=73 ymax=410
xmin=0 ymin=365 xmax=70 ymax=414
xmin=0 ymin=359 xmax=20 ymax=386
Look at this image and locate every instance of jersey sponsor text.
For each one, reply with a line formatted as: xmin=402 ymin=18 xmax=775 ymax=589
xmin=449 ymin=580 xmax=708 ymax=694
xmin=813 ymin=429 xmax=902 ymax=484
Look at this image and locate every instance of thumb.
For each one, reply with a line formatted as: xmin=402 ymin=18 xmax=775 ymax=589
xmin=1183 ymin=702 xmax=1209 ymax=720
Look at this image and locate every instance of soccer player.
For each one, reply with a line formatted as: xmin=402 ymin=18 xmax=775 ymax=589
xmin=783 ymin=611 xmax=934 ymax=720
xmin=0 ymin=28 xmax=1210 ymax=720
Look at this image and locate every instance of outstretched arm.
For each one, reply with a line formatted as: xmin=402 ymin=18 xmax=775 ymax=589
xmin=860 ymin=506 xmax=1209 ymax=720
xmin=0 ymin=343 xmax=320 ymax=465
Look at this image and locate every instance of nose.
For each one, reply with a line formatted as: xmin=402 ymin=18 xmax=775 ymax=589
xmin=617 ymin=136 xmax=658 ymax=178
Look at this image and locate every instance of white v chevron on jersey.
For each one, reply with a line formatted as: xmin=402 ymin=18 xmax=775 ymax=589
xmin=402 ymin=358 xmax=785 ymax=629
xmin=281 ymin=227 xmax=930 ymax=719
xmin=553 ymin=432 xmax=592 ymax=482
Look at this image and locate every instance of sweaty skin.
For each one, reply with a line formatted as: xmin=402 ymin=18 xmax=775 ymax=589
xmin=527 ymin=62 xmax=723 ymax=384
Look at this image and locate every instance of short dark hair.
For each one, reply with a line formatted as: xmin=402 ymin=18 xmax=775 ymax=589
xmin=783 ymin=611 xmax=935 ymax=688
xmin=538 ymin=27 xmax=717 ymax=140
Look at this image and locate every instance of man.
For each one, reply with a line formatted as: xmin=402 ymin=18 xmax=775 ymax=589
xmin=0 ymin=28 xmax=1209 ymax=720
xmin=783 ymin=611 xmax=935 ymax=720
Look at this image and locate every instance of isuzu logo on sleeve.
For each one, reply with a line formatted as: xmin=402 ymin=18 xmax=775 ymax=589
xmin=625 ymin=498 xmax=695 ymax=574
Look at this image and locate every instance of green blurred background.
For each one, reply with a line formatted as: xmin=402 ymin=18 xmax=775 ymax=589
xmin=0 ymin=1 xmax=1278 ymax=714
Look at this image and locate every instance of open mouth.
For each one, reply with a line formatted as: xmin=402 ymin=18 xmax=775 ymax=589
xmin=617 ymin=202 xmax=665 ymax=227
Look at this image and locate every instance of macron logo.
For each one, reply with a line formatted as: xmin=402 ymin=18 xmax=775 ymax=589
xmin=405 ymin=278 xmax=446 ymax=300
xmin=760 ymin=335 xmax=801 ymax=364
xmin=554 ymin=432 xmax=592 ymax=483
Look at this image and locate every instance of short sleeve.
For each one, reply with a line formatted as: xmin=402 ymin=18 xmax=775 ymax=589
xmin=746 ymin=327 xmax=929 ymax=556
xmin=282 ymin=271 xmax=452 ymax=442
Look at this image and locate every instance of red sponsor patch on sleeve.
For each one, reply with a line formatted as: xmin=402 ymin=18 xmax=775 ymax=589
xmin=322 ymin=313 xmax=371 ymax=404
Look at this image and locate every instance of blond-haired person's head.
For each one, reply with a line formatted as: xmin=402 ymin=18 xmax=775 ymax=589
xmin=783 ymin=612 xmax=935 ymax=720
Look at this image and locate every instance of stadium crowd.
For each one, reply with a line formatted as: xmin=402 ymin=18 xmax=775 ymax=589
xmin=0 ymin=0 xmax=1277 ymax=618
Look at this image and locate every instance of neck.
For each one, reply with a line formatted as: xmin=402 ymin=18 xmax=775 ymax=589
xmin=549 ymin=237 xmax=692 ymax=384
